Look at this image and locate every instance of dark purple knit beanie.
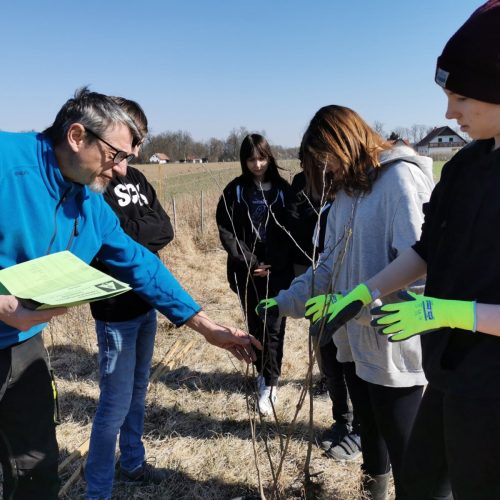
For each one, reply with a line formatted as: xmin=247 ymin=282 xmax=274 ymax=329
xmin=435 ymin=0 xmax=500 ymax=104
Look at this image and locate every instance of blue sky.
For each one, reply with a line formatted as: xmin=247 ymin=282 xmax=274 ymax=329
xmin=0 ymin=1 xmax=481 ymax=147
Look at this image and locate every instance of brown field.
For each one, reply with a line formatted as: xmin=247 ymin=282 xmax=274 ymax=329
xmin=132 ymin=159 xmax=442 ymax=203
xmin=133 ymin=160 xmax=301 ymax=201
xmin=47 ymin=167 xmax=395 ymax=499
xmin=134 ymin=159 xmax=301 ymax=182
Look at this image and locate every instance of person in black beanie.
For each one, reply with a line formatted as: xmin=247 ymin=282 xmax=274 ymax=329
xmin=434 ymin=0 xmax=499 ymax=105
xmin=302 ymin=1 xmax=500 ymax=498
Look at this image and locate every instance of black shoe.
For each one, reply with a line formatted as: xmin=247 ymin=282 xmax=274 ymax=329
xmin=319 ymin=423 xmax=349 ymax=451
xmin=325 ymin=432 xmax=362 ymax=461
xmin=117 ymin=460 xmax=171 ymax=485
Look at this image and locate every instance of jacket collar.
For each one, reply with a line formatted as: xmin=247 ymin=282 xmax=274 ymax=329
xmin=37 ymin=133 xmax=86 ymax=202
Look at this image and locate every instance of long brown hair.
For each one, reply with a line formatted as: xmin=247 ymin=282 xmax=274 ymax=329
xmin=300 ymin=105 xmax=392 ymax=200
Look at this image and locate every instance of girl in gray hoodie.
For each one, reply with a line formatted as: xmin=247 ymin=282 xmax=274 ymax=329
xmin=258 ymin=105 xmax=433 ymax=499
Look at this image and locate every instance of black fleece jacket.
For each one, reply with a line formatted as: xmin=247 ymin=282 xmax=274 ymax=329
xmin=90 ymin=166 xmax=174 ymax=321
xmin=216 ymin=175 xmax=296 ymax=295
xmin=290 ymin=172 xmax=331 ymax=267
xmin=413 ymin=139 xmax=500 ymax=397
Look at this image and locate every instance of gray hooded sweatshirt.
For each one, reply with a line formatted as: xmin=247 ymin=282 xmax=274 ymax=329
xmin=275 ymin=146 xmax=434 ymax=387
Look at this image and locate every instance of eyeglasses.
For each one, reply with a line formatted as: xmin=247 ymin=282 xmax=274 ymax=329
xmin=85 ymin=127 xmax=136 ymax=164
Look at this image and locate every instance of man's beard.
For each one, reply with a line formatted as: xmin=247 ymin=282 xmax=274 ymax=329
xmin=88 ymin=176 xmax=110 ymax=194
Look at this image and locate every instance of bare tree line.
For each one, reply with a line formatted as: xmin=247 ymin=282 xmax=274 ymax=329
xmin=139 ymin=126 xmax=299 ymax=163
xmin=373 ymin=121 xmax=433 ymax=143
xmin=138 ymin=121 xmax=466 ymax=165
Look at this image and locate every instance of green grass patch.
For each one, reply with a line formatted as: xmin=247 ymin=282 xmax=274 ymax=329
xmin=433 ymin=161 xmax=445 ymax=181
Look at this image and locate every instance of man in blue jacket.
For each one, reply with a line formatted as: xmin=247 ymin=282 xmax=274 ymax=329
xmin=0 ymin=87 xmax=260 ymax=500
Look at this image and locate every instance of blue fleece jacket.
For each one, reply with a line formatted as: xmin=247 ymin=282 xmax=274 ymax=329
xmin=0 ymin=132 xmax=201 ymax=348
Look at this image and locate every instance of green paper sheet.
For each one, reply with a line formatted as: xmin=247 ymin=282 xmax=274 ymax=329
xmin=0 ymin=251 xmax=131 ymax=310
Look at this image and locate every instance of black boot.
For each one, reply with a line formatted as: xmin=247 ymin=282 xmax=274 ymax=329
xmin=363 ymin=473 xmax=390 ymax=500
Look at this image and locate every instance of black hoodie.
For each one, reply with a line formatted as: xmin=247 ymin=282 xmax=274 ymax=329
xmin=413 ymin=140 xmax=500 ymax=397
xmin=90 ymin=166 xmax=174 ymax=321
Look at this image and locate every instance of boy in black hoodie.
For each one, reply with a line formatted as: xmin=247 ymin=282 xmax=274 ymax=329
xmin=86 ymin=99 xmax=174 ymax=499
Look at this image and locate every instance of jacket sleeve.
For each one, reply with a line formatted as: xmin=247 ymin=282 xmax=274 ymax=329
xmin=216 ymin=190 xmax=258 ymax=270
xmin=116 ymin=172 xmax=174 ymax=252
xmin=95 ymin=199 xmax=200 ymax=326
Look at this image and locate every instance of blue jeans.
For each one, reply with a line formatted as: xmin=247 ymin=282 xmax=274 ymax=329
xmin=85 ymin=310 xmax=157 ymax=500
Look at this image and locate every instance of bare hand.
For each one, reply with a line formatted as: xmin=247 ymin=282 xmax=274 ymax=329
xmin=186 ymin=312 xmax=263 ymax=363
xmin=253 ymin=263 xmax=271 ymax=278
xmin=0 ymin=295 xmax=67 ymax=331
xmin=204 ymin=325 xmax=263 ymax=363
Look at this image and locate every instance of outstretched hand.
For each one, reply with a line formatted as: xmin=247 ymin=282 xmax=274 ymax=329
xmin=0 ymin=295 xmax=67 ymax=331
xmin=186 ymin=312 xmax=262 ymax=363
xmin=205 ymin=324 xmax=262 ymax=363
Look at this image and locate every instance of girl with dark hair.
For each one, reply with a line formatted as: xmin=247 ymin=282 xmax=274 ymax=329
xmin=258 ymin=106 xmax=434 ymax=498
xmin=216 ymin=134 xmax=296 ymax=416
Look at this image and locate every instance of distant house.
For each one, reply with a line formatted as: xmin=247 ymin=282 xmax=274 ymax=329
xmin=179 ymin=156 xmax=203 ymax=164
xmin=415 ymin=126 xmax=467 ymax=159
xmin=149 ymin=153 xmax=170 ymax=164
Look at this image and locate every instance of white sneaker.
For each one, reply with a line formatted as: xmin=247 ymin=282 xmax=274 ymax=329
xmin=257 ymin=376 xmax=278 ymax=417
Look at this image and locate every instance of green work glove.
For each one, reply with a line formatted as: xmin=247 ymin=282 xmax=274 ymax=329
xmin=371 ymin=291 xmax=476 ymax=342
xmin=305 ymin=284 xmax=373 ymax=346
xmin=255 ymin=298 xmax=279 ymax=322
xmin=304 ymin=293 xmax=343 ymax=323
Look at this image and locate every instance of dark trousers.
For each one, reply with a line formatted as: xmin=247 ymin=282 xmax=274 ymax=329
xmin=237 ymin=274 xmax=286 ymax=386
xmin=320 ymin=340 xmax=356 ymax=430
xmin=343 ymin=362 xmax=423 ymax=498
xmin=0 ymin=334 xmax=60 ymax=500
xmin=401 ymin=383 xmax=500 ymax=500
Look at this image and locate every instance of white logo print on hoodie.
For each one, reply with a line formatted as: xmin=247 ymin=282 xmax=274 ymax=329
xmin=114 ymin=183 xmax=149 ymax=207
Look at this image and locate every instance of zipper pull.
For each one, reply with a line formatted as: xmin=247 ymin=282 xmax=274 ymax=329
xmin=73 ymin=219 xmax=79 ymax=236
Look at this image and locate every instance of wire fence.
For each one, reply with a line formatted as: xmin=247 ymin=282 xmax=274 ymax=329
xmin=136 ymin=159 xmax=302 ymax=236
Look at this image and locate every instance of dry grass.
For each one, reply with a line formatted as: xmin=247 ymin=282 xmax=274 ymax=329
xmin=46 ymin=177 xmax=395 ymax=499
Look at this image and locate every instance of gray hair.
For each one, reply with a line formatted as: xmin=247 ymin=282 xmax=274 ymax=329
xmin=43 ymin=86 xmax=140 ymax=146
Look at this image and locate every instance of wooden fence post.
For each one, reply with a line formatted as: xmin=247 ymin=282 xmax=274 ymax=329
xmin=172 ymin=196 xmax=177 ymax=234
xmin=200 ymin=190 xmax=204 ymax=233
